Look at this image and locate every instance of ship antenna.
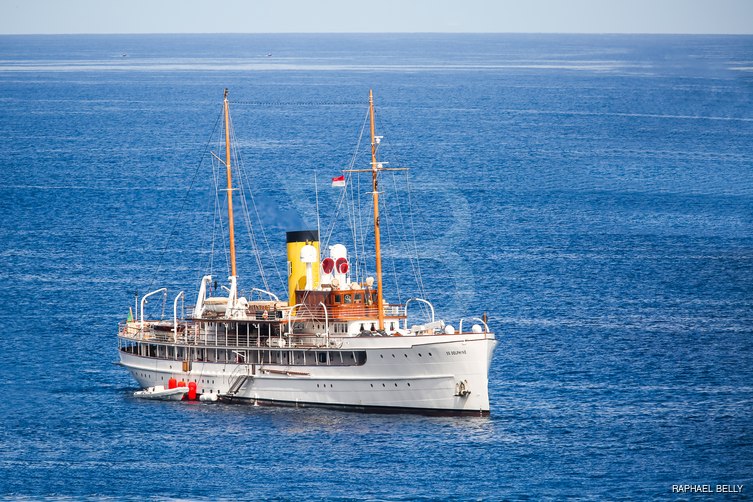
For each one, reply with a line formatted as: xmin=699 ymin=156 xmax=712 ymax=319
xmin=370 ymin=89 xmax=385 ymax=331
xmin=223 ymin=88 xmax=237 ymax=278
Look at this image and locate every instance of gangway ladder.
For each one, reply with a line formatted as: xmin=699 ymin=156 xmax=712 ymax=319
xmin=225 ymin=365 xmax=253 ymax=397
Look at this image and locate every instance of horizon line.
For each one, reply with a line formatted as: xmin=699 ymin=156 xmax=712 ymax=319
xmin=1 ymin=31 xmax=752 ymax=36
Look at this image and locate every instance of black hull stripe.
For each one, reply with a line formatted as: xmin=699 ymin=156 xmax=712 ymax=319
xmin=219 ymin=395 xmax=490 ymax=417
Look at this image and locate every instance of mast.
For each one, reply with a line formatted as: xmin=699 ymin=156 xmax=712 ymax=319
xmin=369 ymin=89 xmax=385 ymax=331
xmin=224 ymin=88 xmax=237 ymax=278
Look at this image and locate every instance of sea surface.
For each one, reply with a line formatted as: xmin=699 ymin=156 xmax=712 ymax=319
xmin=0 ymin=34 xmax=752 ymax=500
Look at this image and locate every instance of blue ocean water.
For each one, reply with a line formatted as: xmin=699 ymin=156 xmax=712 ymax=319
xmin=0 ymin=33 xmax=752 ymax=500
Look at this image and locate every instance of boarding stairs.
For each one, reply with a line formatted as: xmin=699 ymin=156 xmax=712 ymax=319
xmin=224 ymin=366 xmax=253 ymax=397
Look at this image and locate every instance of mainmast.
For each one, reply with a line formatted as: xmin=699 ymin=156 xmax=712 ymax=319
xmin=224 ymin=88 xmax=238 ymax=278
xmin=343 ymin=90 xmax=406 ymax=330
xmin=369 ymin=90 xmax=385 ymax=331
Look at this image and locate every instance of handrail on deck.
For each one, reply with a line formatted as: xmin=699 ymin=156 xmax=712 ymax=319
xmin=140 ymin=288 xmax=167 ymax=333
xmin=285 ymin=303 xmax=305 ymax=336
xmin=403 ymin=298 xmax=435 ymax=330
xmin=458 ymin=317 xmax=490 ymax=335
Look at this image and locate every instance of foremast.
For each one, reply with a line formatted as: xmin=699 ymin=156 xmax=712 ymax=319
xmin=224 ymin=88 xmax=238 ymax=278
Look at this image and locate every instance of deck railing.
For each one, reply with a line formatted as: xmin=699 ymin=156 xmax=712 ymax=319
xmin=290 ymin=303 xmax=406 ymax=321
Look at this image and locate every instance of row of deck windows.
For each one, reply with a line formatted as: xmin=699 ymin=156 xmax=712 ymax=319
xmin=121 ymin=342 xmax=366 ymax=366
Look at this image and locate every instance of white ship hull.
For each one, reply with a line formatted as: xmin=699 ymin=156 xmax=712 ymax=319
xmin=120 ymin=333 xmax=496 ymax=415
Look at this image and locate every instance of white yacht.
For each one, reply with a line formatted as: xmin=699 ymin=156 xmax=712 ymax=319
xmin=118 ymin=89 xmax=497 ymax=415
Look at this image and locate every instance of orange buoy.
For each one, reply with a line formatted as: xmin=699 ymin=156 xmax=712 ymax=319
xmin=188 ymin=381 xmax=197 ymax=400
xmin=177 ymin=380 xmax=186 ymax=387
xmin=168 ymin=378 xmax=177 ymax=389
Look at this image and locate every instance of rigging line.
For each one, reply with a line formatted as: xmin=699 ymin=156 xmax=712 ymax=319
xmin=386 ymin=175 xmax=427 ymax=320
xmin=211 ymin=108 xmax=232 ymax=281
xmin=206 ymin=137 xmax=221 ymax=280
xmin=231 ymin=127 xmax=284 ymax=293
xmin=238 ymin=172 xmax=269 ymax=292
xmin=386 ymin=172 xmax=413 ymax=292
xmin=314 ymin=171 xmax=321 ymax=253
xmin=212 ymin=145 xmax=231 ymax=280
xmin=357 ymin=168 xmax=368 ymax=281
xmin=207 ymin=180 xmax=218 ymax=278
xmin=404 ymin=169 xmax=427 ymax=299
xmin=229 ymin=118 xmax=271 ymax=291
xmin=354 ymin=109 xmax=371 ymax=282
xmin=347 ymin=172 xmax=360 ymax=282
xmin=201 ymin=154 xmax=215 ymax=285
xmin=207 ymin=114 xmax=228 ymax=282
xmin=322 ymin=171 xmax=350 ymax=254
xmin=390 ymin=171 xmax=424 ymax=298
xmin=147 ymin=107 xmax=224 ymax=294
xmin=354 ymin=108 xmax=371 ymax=280
xmin=349 ymin=176 xmax=358 ymax=282
xmin=349 ymin=175 xmax=359 ymax=282
xmin=352 ymin=172 xmax=360 ymax=281
xmin=231 ymin=101 xmax=363 ymax=107
xmin=372 ymin=107 xmax=426 ymax=301
xmin=323 ymin=107 xmax=369 ymax=253
xmin=379 ymin=190 xmax=402 ymax=304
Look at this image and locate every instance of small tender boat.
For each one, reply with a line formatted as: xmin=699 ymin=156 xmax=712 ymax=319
xmin=133 ymin=385 xmax=188 ymax=401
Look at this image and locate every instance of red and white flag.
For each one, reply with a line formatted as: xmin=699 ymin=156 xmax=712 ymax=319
xmin=331 ymin=175 xmax=345 ymax=187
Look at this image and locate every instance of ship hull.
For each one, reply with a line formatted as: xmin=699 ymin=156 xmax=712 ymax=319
xmin=120 ymin=333 xmax=497 ymax=416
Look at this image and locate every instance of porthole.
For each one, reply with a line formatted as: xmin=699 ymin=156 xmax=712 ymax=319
xmin=394 ymin=383 xmax=398 ymax=387
xmin=418 ymin=353 xmax=422 ymax=357
xmin=428 ymin=353 xmax=432 ymax=357
xmin=380 ymin=355 xmax=384 ymax=358
xmin=370 ymin=384 xmax=374 ymax=388
xmin=382 ymin=383 xmax=386 ymax=387
xmin=392 ymin=354 xmax=395 ymax=358
xmin=404 ymin=354 xmax=408 ymax=358
xmin=407 ymin=383 xmax=411 ymax=387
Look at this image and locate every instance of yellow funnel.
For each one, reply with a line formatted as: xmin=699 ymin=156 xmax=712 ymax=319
xmin=286 ymin=230 xmax=320 ymax=305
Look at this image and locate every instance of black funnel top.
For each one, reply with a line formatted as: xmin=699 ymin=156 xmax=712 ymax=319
xmin=286 ymin=230 xmax=319 ymax=243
